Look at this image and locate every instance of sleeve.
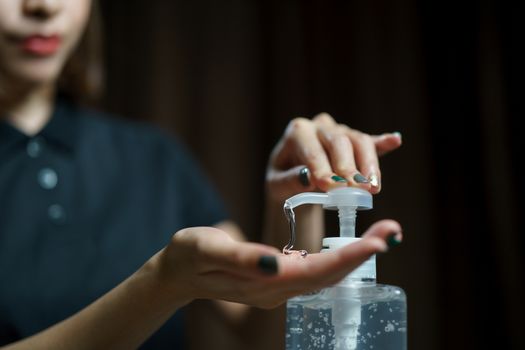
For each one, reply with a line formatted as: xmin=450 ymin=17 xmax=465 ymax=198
xmin=167 ymin=137 xmax=229 ymax=228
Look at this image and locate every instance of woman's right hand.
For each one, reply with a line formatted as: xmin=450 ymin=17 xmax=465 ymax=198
xmin=153 ymin=220 xmax=401 ymax=309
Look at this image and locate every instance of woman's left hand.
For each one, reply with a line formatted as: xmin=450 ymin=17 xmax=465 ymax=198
xmin=266 ymin=113 xmax=402 ymax=202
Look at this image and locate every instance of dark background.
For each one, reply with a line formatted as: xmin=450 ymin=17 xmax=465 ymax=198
xmin=99 ymin=1 xmax=524 ymax=349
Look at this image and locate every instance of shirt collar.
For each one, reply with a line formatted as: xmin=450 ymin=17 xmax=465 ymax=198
xmin=0 ymin=95 xmax=77 ymax=156
xmin=38 ymin=95 xmax=77 ymax=152
xmin=0 ymin=118 xmax=25 ymax=155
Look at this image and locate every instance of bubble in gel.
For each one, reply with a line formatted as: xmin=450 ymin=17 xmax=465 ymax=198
xmin=283 ymin=249 xmax=308 ymax=258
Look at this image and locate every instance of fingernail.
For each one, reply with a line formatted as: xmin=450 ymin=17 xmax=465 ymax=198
xmin=299 ymin=167 xmax=311 ymax=187
xmin=369 ymin=173 xmax=379 ymax=187
xmin=392 ymin=131 xmax=402 ymax=140
xmin=353 ymin=173 xmax=369 ymax=184
xmin=331 ymin=175 xmax=348 ymax=183
xmin=258 ymin=256 xmax=278 ymax=275
xmin=386 ymin=232 xmax=402 ymax=248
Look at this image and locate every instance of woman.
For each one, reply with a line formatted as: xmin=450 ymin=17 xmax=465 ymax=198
xmin=0 ymin=0 xmax=403 ymax=349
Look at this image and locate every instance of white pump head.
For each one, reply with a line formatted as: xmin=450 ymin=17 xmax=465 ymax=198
xmin=284 ymin=187 xmax=372 ymax=213
xmin=284 ymin=187 xmax=376 ymax=281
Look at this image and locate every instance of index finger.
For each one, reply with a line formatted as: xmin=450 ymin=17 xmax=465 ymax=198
xmin=199 ymin=233 xmax=281 ymax=278
xmin=285 ymin=119 xmax=341 ymax=190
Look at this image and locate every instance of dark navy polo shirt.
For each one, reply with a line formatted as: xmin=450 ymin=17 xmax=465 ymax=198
xmin=0 ymin=97 xmax=228 ymax=348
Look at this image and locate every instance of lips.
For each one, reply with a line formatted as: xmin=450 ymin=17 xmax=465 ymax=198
xmin=20 ymin=35 xmax=61 ymax=56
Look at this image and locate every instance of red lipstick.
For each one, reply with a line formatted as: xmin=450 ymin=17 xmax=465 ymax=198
xmin=21 ymin=35 xmax=61 ymax=56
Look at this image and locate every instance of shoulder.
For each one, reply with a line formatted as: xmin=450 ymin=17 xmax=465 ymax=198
xmin=72 ymin=104 xmax=191 ymax=163
xmin=69 ymin=103 xmax=228 ymax=225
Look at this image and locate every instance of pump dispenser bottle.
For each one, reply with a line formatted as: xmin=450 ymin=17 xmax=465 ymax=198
xmin=284 ymin=187 xmax=407 ymax=350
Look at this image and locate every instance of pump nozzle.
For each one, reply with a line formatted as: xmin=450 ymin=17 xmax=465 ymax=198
xmin=284 ymin=192 xmax=329 ymax=210
xmin=283 ymin=187 xmax=372 ymax=211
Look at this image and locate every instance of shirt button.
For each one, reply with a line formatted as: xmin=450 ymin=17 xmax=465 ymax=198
xmin=48 ymin=204 xmax=66 ymax=224
xmin=38 ymin=168 xmax=58 ymax=189
xmin=27 ymin=137 xmax=44 ymax=158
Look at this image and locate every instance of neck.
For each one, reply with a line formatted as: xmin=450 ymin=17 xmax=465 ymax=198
xmin=0 ymin=82 xmax=56 ymax=136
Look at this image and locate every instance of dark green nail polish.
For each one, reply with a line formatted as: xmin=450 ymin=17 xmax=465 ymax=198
xmin=387 ymin=233 xmax=402 ymax=248
xmin=353 ymin=173 xmax=369 ymax=183
xmin=258 ymin=256 xmax=278 ymax=275
xmin=331 ymin=175 xmax=348 ymax=183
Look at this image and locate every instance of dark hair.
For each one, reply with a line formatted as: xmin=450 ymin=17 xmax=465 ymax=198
xmin=58 ymin=0 xmax=103 ymax=105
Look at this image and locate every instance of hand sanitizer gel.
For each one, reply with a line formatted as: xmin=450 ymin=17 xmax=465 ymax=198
xmin=284 ymin=187 xmax=407 ymax=350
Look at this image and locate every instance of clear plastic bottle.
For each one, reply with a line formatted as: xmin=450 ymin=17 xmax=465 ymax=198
xmin=283 ymin=188 xmax=407 ymax=350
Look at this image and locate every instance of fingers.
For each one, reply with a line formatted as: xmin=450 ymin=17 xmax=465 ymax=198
xmin=361 ymin=219 xmax=402 ymax=239
xmin=275 ymin=236 xmax=388 ymax=291
xmin=290 ymin=121 xmax=333 ymax=187
xmin=316 ymin=126 xmax=360 ymax=186
xmin=361 ymin=219 xmax=403 ymax=246
xmin=268 ymin=220 xmax=403 ymax=296
xmin=313 ymin=113 xmax=370 ymax=193
xmin=168 ymin=223 xmax=403 ymax=309
xmin=372 ymin=132 xmax=402 ymax=156
xmin=340 ymin=128 xmax=379 ymax=193
xmin=314 ymin=113 xmax=370 ymax=189
xmin=277 ymin=118 xmax=340 ymax=190
xmin=307 ymin=117 xmax=366 ymax=190
xmin=268 ymin=113 xmax=403 ymax=198
xmin=240 ymin=237 xmax=388 ymax=308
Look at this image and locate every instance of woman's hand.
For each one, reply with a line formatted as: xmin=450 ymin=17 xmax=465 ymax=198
xmin=155 ymin=220 xmax=401 ymax=309
xmin=267 ymin=113 xmax=402 ymax=202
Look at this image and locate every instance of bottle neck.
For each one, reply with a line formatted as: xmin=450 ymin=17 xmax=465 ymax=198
xmin=338 ymin=206 xmax=357 ymax=238
xmin=340 ymin=254 xmax=377 ymax=285
xmin=338 ymin=275 xmax=377 ymax=286
xmin=322 ymin=237 xmax=377 ymax=283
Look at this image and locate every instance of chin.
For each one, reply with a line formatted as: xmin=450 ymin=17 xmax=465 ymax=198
xmin=6 ymin=59 xmax=63 ymax=86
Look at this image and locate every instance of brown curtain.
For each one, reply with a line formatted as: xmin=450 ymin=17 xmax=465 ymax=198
xmin=100 ymin=1 xmax=524 ymax=349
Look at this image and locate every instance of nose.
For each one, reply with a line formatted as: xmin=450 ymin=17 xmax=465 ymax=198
xmin=23 ymin=0 xmax=62 ymax=20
